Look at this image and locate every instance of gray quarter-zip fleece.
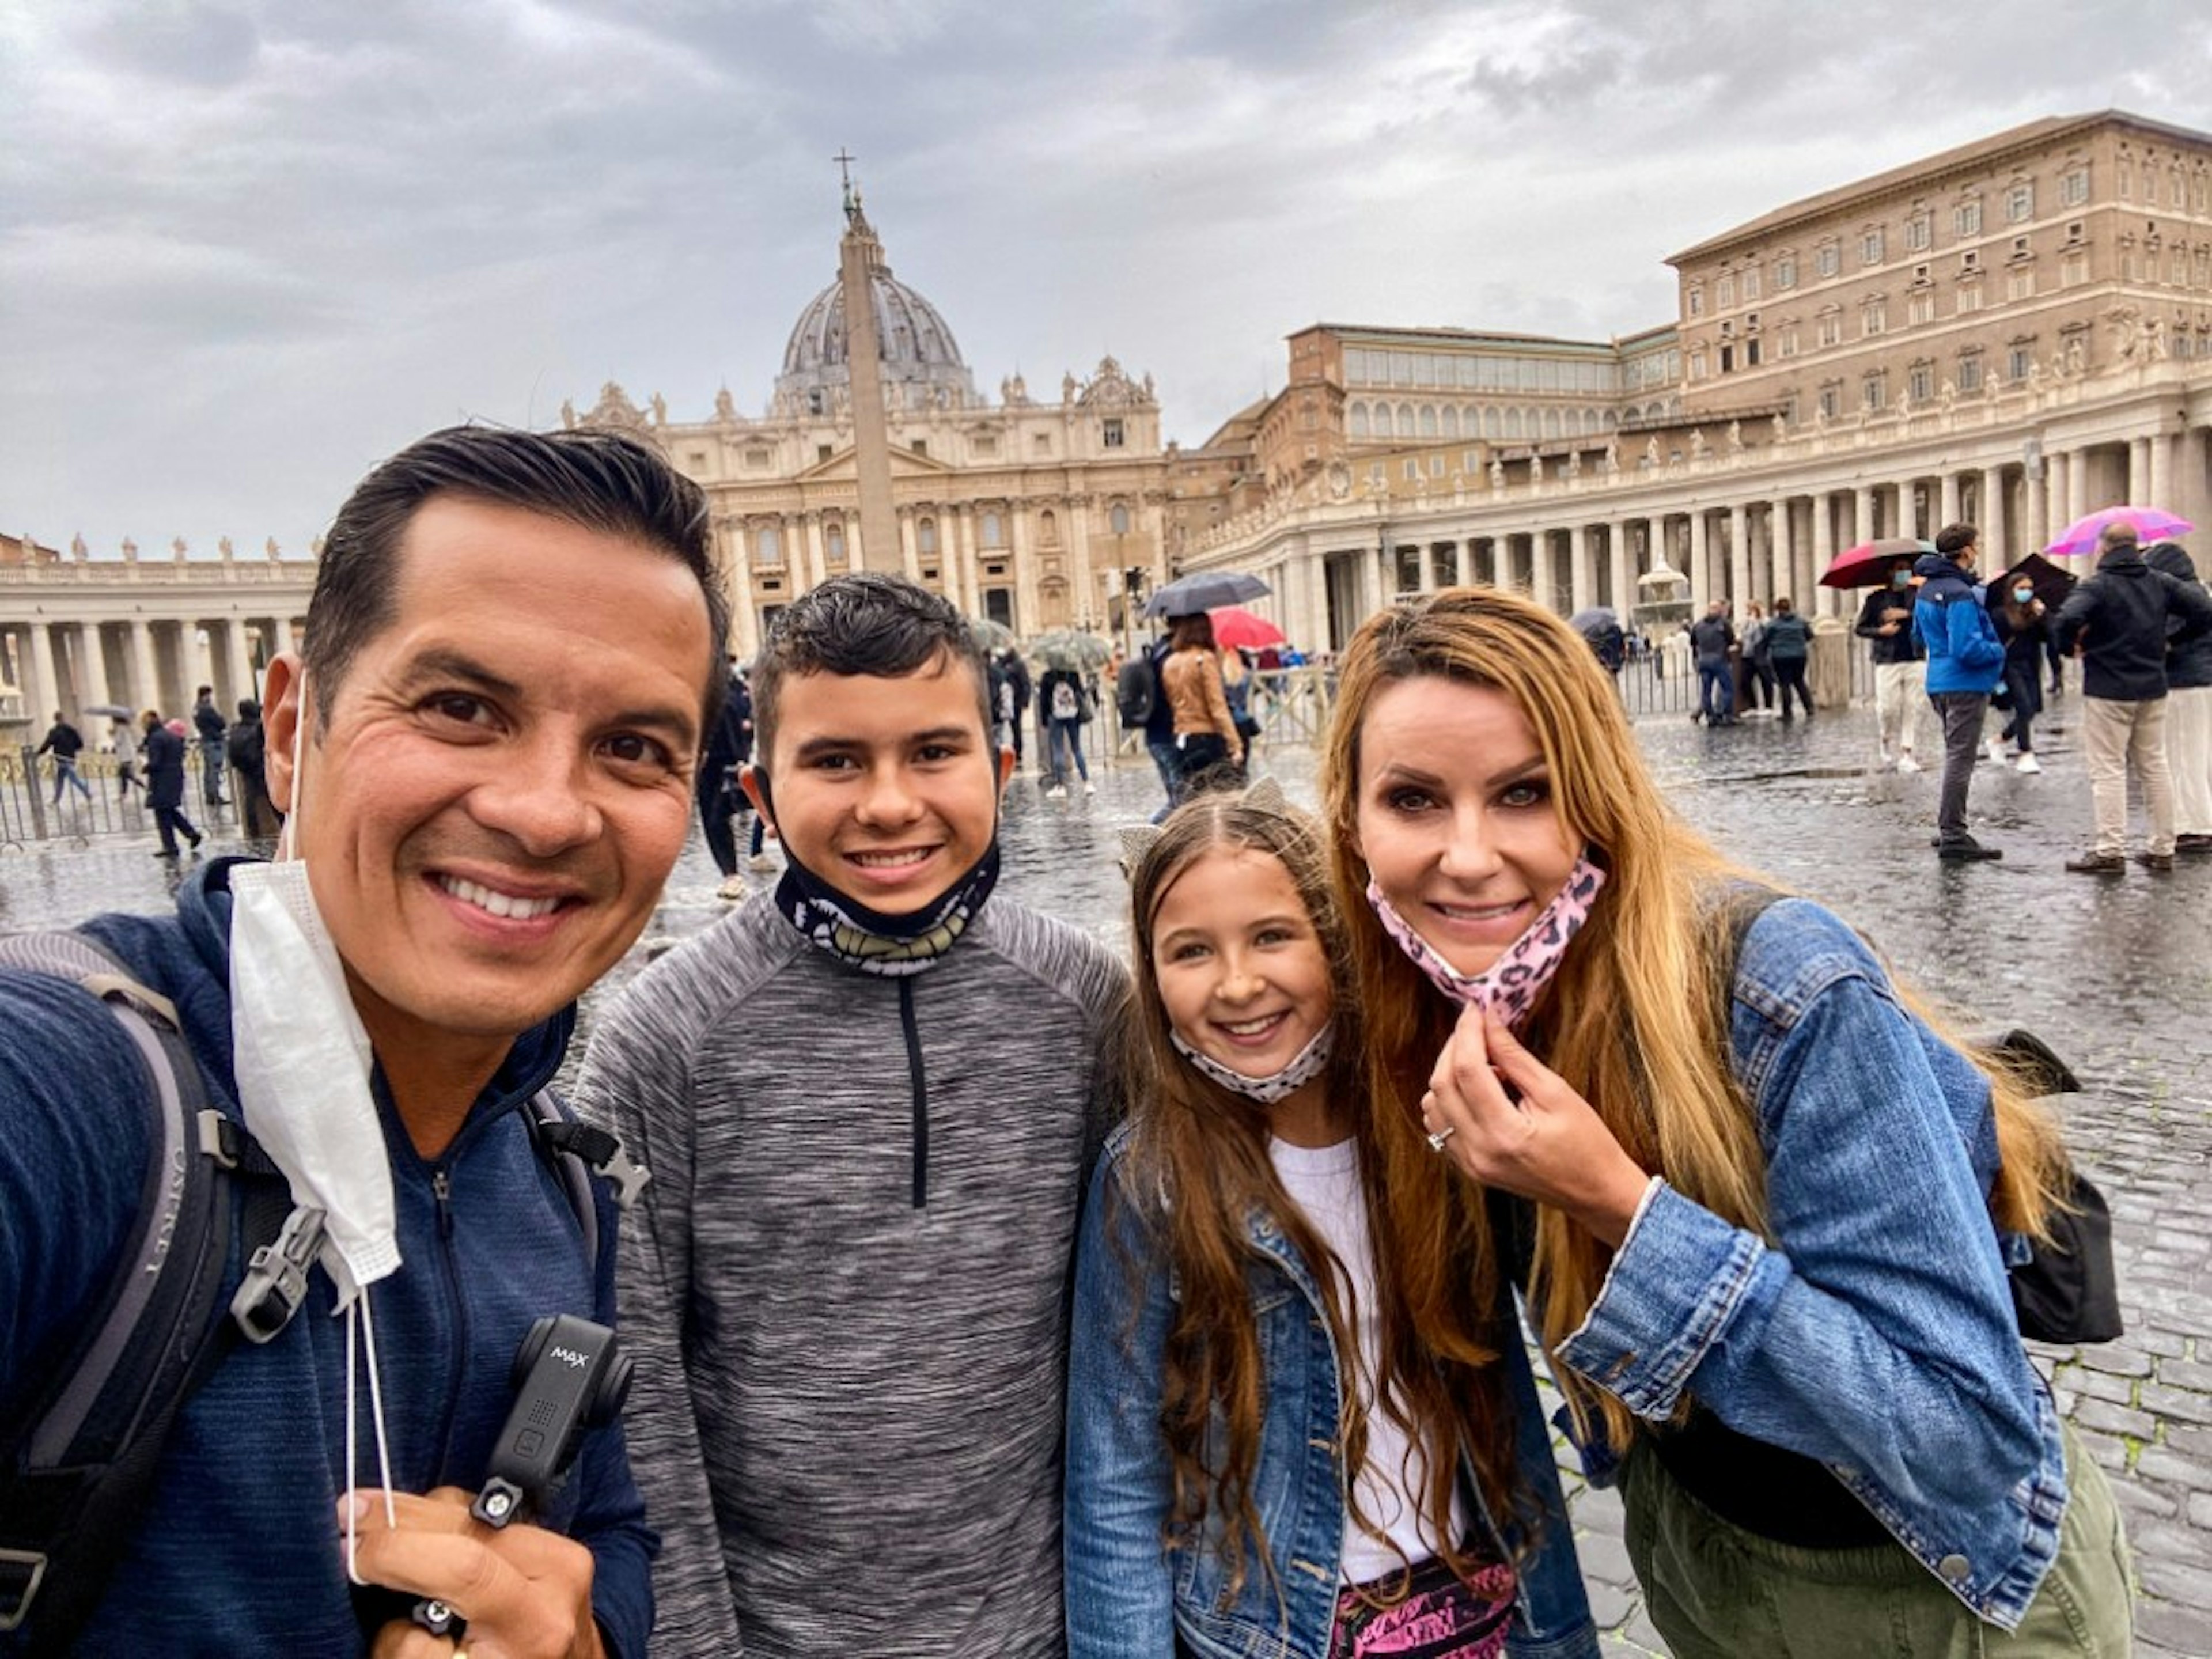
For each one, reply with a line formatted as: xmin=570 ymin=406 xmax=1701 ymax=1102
xmin=573 ymin=892 xmax=1127 ymax=1658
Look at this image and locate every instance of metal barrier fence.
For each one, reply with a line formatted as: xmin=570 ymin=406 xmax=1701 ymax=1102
xmin=1 ymin=746 xmax=265 ymax=850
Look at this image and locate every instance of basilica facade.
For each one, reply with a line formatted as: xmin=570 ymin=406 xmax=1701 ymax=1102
xmin=563 ymin=210 xmax=1170 ymax=660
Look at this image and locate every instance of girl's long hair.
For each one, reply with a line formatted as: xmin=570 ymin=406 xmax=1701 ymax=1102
xmin=1319 ymin=585 xmax=2068 ymax=1450
xmin=1120 ymin=793 xmax=1518 ymax=1600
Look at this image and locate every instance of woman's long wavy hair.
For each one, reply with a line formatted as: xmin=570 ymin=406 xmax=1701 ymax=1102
xmin=1318 ymin=585 xmax=2069 ymax=1450
xmin=1119 ymin=793 xmax=1520 ymax=1601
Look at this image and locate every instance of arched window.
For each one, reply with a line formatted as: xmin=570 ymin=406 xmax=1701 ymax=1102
xmin=1040 ymin=509 xmax=1059 ymax=545
xmin=980 ymin=511 xmax=1003 ymax=549
xmin=1478 ymin=407 xmax=1495 ymax=438
xmin=1109 ymin=502 xmax=1132 ymax=535
xmin=1440 ymin=406 xmax=1460 ymax=438
xmin=1374 ymin=405 xmax=1393 ymax=439
xmin=1504 ymin=408 xmax=1524 ymax=439
xmin=824 ymin=521 xmax=846 ymax=560
xmin=1350 ymin=402 xmax=1370 ymax=438
xmin=917 ymin=517 xmax=938 ymax=555
xmin=1419 ymin=406 xmax=1438 ymax=437
xmin=757 ymin=524 xmax=781 ymax=563
xmin=1396 ymin=402 xmax=1415 ymax=434
xmin=1543 ymin=409 xmax=1562 ymax=438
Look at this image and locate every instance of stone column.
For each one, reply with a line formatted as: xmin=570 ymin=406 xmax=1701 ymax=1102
xmin=1725 ymin=506 xmax=1743 ymax=610
xmin=1608 ymin=520 xmax=1631 ymax=617
xmin=2148 ymin=429 xmax=2173 ymax=514
xmin=1812 ymin=493 xmax=1838 ymax=619
xmin=1010 ymin=506 xmax=1039 ymax=635
xmin=224 ymin=619 xmax=254 ymax=705
xmin=897 ymin=509 xmax=922 ymax=584
xmin=25 ymin=622 xmax=59 ymax=725
xmin=726 ymin=524 xmax=761 ymax=662
xmin=1688 ymin=509 xmax=1710 ymax=607
xmin=1940 ymin=470 xmax=1961 ymax=528
xmin=1569 ymin=524 xmax=1595 ymax=615
xmin=1765 ymin=502 xmax=1790 ymax=606
xmin=2025 ymin=456 xmax=2050 ymax=554
xmin=130 ymin=620 xmax=160 ymax=714
xmin=1068 ymin=499 xmax=1096 ymax=624
xmin=2067 ymin=448 xmax=2091 ymax=523
xmin=2128 ymin=437 xmax=2152 ymax=506
xmin=1982 ymin=469 xmax=2008 ymax=564
xmin=1530 ymin=530 xmax=1557 ymax=611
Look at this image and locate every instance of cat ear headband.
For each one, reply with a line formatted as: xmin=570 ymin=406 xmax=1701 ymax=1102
xmin=1116 ymin=774 xmax=1292 ymax=878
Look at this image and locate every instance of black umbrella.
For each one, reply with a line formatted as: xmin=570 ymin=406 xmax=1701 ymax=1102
xmin=1141 ymin=570 xmax=1271 ymax=620
xmin=1567 ymin=606 xmax=1619 ymax=637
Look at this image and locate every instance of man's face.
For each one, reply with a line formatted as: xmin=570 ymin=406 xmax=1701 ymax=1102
xmin=263 ymin=497 xmax=711 ymax=1050
xmin=748 ymin=651 xmax=1012 ymax=916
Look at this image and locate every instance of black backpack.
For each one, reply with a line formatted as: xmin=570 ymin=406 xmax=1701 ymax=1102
xmin=1115 ymin=654 xmax=1157 ymax=726
xmin=0 ymin=931 xmax=643 ymax=1654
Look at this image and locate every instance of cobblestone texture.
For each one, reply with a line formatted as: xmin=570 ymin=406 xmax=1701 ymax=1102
xmin=3 ymin=696 xmax=2206 ymax=1656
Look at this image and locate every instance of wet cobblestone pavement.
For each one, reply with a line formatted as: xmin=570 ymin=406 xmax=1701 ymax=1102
xmin=5 ymin=697 xmax=2207 ymax=1656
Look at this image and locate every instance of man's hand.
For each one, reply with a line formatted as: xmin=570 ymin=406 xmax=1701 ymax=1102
xmin=345 ymin=1488 xmax=604 ymax=1659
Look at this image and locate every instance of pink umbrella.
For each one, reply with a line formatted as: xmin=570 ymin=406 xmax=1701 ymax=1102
xmin=2045 ymin=505 xmax=2194 ymax=558
xmin=1209 ymin=605 xmax=1287 ymax=651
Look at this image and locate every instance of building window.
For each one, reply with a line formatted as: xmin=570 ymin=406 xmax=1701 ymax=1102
xmin=1717 ymin=274 xmax=1735 ymax=307
xmin=1775 ymin=255 xmax=1798 ymax=289
xmin=1908 ymin=362 xmax=1934 ymax=403
xmin=1862 ymin=372 xmax=1887 ymax=411
xmin=756 ymin=525 xmax=781 ymax=564
xmin=745 ymin=448 xmax=772 ymax=468
xmin=1861 ymin=229 xmax=1885 ymax=265
xmin=1905 ymin=213 xmax=1932 ymax=252
xmin=1040 ymin=509 xmax=1058 ymax=544
xmin=1780 ymin=325 xmax=1800 ymax=358
xmin=1861 ymin=297 xmax=1888 ymax=336
xmin=1688 ymin=347 xmax=1709 ymax=380
xmin=1817 ymin=309 xmax=1843 ymax=347
xmin=1955 ymin=198 xmax=1983 ymax=236
xmin=2118 ymin=157 xmax=2134 ymax=199
xmin=2059 ymin=166 xmax=2089 ymax=207
xmin=973 ymin=434 xmax=998 ymax=457
xmin=1816 ymin=242 xmax=1841 ymax=278
xmin=1349 ymin=403 xmax=1370 ymax=438
xmin=2061 ymin=252 xmax=2089 ymax=287
xmin=910 ymin=438 xmax=927 ymax=459
xmin=1429 ymin=454 xmax=1446 ymax=478
xmin=980 ymin=511 xmax=1003 ymax=549
xmin=1743 ymin=267 xmax=1762 ymax=300
xmin=2007 ymin=344 xmax=2034 ymax=382
xmin=1687 ymin=283 xmax=1705 ymax=316
xmin=917 ymin=517 xmax=937 ymax=555
xmin=1908 ymin=291 xmax=1936 ymax=325
xmin=2005 ymin=181 xmax=2035 ymax=222
xmin=1957 ymin=277 xmax=1983 ymax=314
xmin=1745 ymin=338 xmax=1762 ymax=367
xmin=1402 ymin=459 xmax=1421 ymax=482
xmin=816 ymin=443 xmax=834 ymax=463
xmin=1101 ymin=418 xmax=1124 ymax=448
xmin=825 ymin=522 xmax=846 ymax=561
xmin=1419 ymin=406 xmax=1438 ymax=437
xmin=1818 ymin=383 xmax=1842 ymax=419
xmin=2007 ymin=268 xmax=2036 ymax=301
xmin=1957 ymin=353 xmax=1983 ymax=393
xmin=1109 ymin=502 xmax=1132 ymax=535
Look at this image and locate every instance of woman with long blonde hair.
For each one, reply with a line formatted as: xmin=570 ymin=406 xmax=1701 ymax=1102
xmin=1321 ymin=586 xmax=2130 ymax=1657
xmin=1063 ymin=785 xmax=1597 ymax=1659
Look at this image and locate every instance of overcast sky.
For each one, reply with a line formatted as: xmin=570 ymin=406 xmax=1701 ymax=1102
xmin=4 ymin=0 xmax=2209 ymax=555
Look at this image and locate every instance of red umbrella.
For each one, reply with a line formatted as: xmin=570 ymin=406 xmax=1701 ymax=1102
xmin=1821 ymin=536 xmax=1933 ymax=589
xmin=1209 ymin=605 xmax=1286 ymax=651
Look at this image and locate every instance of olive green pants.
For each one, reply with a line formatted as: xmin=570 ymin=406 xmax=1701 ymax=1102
xmin=1620 ymin=1423 xmax=2133 ymax=1657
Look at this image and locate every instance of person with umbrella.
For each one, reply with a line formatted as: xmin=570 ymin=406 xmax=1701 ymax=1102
xmin=2054 ymin=520 xmax=2212 ymax=873
xmin=1851 ymin=552 xmax=1929 ymax=771
xmin=1160 ymin=611 xmax=1244 ymax=802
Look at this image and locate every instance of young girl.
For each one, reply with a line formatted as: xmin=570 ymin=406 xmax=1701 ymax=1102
xmin=1063 ymin=785 xmax=1595 ymax=1659
xmin=1990 ymin=571 xmax=2051 ymax=772
xmin=1321 ymin=586 xmax=2130 ymax=1658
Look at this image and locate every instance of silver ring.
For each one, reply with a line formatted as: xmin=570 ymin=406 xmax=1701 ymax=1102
xmin=1426 ymin=1126 xmax=1456 ymax=1152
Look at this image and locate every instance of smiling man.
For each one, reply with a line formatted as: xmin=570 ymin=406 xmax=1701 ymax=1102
xmin=574 ymin=573 xmax=1127 ymax=1658
xmin=0 ymin=425 xmax=727 ymax=1657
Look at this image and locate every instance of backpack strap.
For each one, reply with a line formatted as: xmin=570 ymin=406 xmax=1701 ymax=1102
xmin=0 ymin=930 xmax=287 ymax=1652
xmin=522 ymin=1092 xmax=650 ymax=1274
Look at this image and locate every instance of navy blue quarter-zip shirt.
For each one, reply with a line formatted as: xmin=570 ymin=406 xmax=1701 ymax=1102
xmin=0 ymin=859 xmax=654 ymax=1657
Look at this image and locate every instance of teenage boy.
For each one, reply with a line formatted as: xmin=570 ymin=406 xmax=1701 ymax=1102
xmin=0 ymin=425 xmax=724 ymax=1655
xmin=575 ymin=573 xmax=1127 ymax=1658
xmin=1913 ymin=523 xmax=2007 ymax=862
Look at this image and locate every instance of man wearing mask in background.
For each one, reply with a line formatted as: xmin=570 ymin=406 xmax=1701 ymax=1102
xmin=1913 ymin=524 xmax=2008 ymax=861
xmin=0 ymin=425 xmax=726 ymax=1655
xmin=576 ymin=573 xmax=1126 ymax=1659
xmin=1855 ymin=555 xmax=1929 ymax=771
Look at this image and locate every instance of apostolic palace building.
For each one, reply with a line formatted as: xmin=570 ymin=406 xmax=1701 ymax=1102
xmin=8 ymin=109 xmax=2212 ymax=738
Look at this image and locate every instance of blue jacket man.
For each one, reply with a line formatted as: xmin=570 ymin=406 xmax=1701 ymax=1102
xmin=1913 ymin=527 xmax=2006 ymax=860
xmin=0 ymin=425 xmax=730 ymax=1656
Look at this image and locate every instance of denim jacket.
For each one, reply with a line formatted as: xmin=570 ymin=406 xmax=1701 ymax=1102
xmin=1065 ymin=1131 xmax=1599 ymax=1659
xmin=1554 ymin=897 xmax=2065 ymax=1630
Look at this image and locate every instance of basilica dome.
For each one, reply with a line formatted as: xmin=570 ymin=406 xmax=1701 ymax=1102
xmin=775 ymin=264 xmax=979 ymax=416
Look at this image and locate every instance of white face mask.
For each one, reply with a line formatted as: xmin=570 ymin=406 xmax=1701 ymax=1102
xmin=228 ymin=671 xmax=401 ymax=1576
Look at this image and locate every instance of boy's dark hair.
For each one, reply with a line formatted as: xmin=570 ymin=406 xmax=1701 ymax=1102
xmin=752 ymin=573 xmax=991 ymax=766
xmin=303 ymin=424 xmax=730 ymax=734
xmin=1934 ymin=522 xmax=1978 ymax=557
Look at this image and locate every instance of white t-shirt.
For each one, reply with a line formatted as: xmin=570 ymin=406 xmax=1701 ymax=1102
xmin=1267 ymin=1135 xmax=1469 ymax=1586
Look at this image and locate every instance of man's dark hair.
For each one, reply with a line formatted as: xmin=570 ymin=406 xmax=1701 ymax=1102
xmin=752 ymin=573 xmax=990 ymax=766
xmin=1934 ymin=522 xmax=1978 ymax=557
xmin=304 ymin=424 xmax=730 ymax=734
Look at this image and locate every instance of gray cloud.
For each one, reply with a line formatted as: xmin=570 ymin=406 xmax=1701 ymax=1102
xmin=2 ymin=0 xmax=2208 ymax=550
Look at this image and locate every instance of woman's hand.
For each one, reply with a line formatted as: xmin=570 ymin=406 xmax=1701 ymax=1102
xmin=1422 ymin=1005 xmax=1652 ymax=1247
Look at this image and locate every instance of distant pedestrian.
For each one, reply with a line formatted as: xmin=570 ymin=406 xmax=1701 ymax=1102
xmin=1912 ymin=524 xmax=2006 ymax=862
xmin=1736 ymin=601 xmax=1776 ymax=714
xmin=191 ymin=685 xmax=229 ymax=807
xmin=1686 ymin=601 xmax=1736 ymax=725
xmin=140 ymin=707 xmax=203 ymax=858
xmin=224 ymin=698 xmax=281 ymax=838
xmin=1160 ymin=611 xmax=1244 ymax=802
xmin=1124 ymin=632 xmax=1180 ymax=821
xmin=1855 ymin=558 xmax=1927 ymax=771
xmin=1764 ymin=597 xmax=1815 ymax=719
xmin=1040 ymin=662 xmax=1093 ymax=796
xmin=1001 ymin=648 xmax=1032 ymax=771
xmin=2144 ymin=541 xmax=2212 ymax=856
xmin=34 ymin=713 xmax=93 ymax=805
xmin=699 ymin=659 xmax=755 ymax=899
xmin=2055 ymin=521 xmax=2212 ymax=873
xmin=110 ymin=713 xmax=141 ymax=800
xmin=1987 ymin=573 xmax=2051 ymax=773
